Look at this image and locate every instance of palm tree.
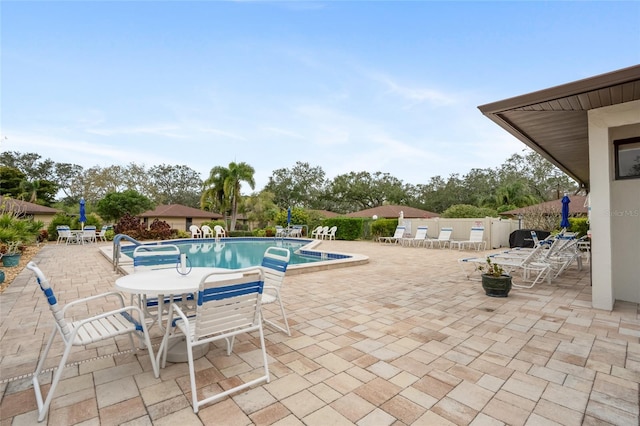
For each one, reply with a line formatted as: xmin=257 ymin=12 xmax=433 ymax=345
xmin=201 ymin=166 xmax=230 ymax=214
xmin=201 ymin=162 xmax=255 ymax=231
xmin=225 ymin=162 xmax=255 ymax=231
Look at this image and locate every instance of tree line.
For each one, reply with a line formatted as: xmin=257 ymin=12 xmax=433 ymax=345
xmin=0 ymin=149 xmax=578 ymax=227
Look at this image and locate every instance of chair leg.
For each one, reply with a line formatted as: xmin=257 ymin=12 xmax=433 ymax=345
xmin=264 ymin=296 xmax=291 ymax=336
xmin=33 ymin=327 xmax=72 ymax=422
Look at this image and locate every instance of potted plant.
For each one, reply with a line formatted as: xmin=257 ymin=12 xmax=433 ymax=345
xmin=0 ymin=241 xmax=24 ymax=267
xmin=478 ymin=256 xmax=512 ymax=297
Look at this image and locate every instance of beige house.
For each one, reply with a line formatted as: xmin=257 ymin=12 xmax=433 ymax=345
xmin=479 ymin=65 xmax=640 ymax=310
xmin=139 ymin=204 xmax=223 ymax=232
xmin=0 ymin=196 xmax=60 ymax=228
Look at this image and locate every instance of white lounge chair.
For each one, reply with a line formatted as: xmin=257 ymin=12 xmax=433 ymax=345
xmin=427 ymin=227 xmax=453 ymax=248
xmin=159 ymin=267 xmax=269 ymax=413
xmin=379 ymin=226 xmax=406 ymax=244
xmin=402 ymin=226 xmax=429 ymax=247
xmin=26 ymin=261 xmax=159 ymax=422
xmin=450 ymin=227 xmax=486 ymax=251
xmin=459 ymin=244 xmax=552 ymax=288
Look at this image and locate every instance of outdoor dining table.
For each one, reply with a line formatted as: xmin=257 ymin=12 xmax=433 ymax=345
xmin=115 ymin=267 xmax=241 ymax=363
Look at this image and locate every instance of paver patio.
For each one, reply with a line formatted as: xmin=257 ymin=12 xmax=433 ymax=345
xmin=1 ymin=240 xmax=638 ymax=425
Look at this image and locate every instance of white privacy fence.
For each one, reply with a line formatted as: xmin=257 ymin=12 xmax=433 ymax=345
xmin=400 ymin=217 xmax=522 ymax=249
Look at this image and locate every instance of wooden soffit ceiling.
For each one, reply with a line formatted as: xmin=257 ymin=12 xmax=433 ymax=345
xmin=478 ymin=65 xmax=640 ymax=190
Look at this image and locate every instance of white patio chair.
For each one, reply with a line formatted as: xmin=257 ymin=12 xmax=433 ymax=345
xmin=325 ymin=226 xmax=338 ymax=240
xmin=450 ymin=227 xmax=486 ymax=251
xmin=378 ymin=226 xmax=406 ymax=244
xmin=56 ymin=225 xmax=74 ymax=244
xmin=80 ymin=225 xmax=97 ymax=244
xmin=214 ymin=225 xmax=227 ymax=239
xmin=96 ymin=225 xmax=109 ymax=242
xmin=201 ymin=225 xmax=214 ymax=238
xmin=310 ymin=225 xmax=324 ymax=239
xmin=258 ymin=246 xmax=292 ymax=335
xmin=159 ymin=267 xmax=269 ymax=413
xmin=189 ymin=225 xmax=202 ymax=238
xmin=319 ymin=226 xmax=329 ymax=239
xmin=275 ymin=225 xmax=286 ymax=238
xmin=26 ymin=262 xmax=159 ymax=422
xmin=133 ymin=244 xmax=191 ymax=325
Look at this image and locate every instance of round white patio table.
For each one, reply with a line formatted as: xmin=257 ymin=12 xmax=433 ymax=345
xmin=115 ymin=267 xmax=241 ymax=363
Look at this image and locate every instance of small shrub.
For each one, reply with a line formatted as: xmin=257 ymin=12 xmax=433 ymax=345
xmin=38 ymin=229 xmax=48 ymax=243
xmin=148 ymin=219 xmax=172 ymax=240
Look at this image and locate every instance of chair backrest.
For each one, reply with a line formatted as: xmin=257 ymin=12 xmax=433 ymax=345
xmin=393 ymin=226 xmax=406 ymax=238
xmin=57 ymin=226 xmax=71 ymax=237
xmin=26 ymin=262 xmax=72 ymax=339
xmin=83 ymin=226 xmax=96 ymax=238
xmin=97 ymin=226 xmax=108 ymax=236
xmin=194 ymin=268 xmax=264 ymax=340
xmin=133 ymin=244 xmax=181 ymax=272
xmin=414 ymin=226 xmax=428 ymax=239
xmin=327 ymin=226 xmax=337 ymax=236
xmin=437 ymin=228 xmax=453 ymax=240
xmin=311 ymin=226 xmax=323 ymax=235
xmin=261 ymin=246 xmax=290 ymax=290
xmin=468 ymin=227 xmax=484 ymax=242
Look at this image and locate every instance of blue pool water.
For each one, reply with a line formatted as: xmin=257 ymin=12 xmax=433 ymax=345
xmin=121 ymin=237 xmax=350 ymax=269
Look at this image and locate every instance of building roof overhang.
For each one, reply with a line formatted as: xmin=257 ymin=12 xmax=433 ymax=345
xmin=478 ymin=65 xmax=640 ymax=191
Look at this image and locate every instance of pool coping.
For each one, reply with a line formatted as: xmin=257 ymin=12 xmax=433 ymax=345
xmin=99 ymin=237 xmax=369 ymax=276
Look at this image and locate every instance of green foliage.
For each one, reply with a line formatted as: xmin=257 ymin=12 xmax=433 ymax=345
xmin=442 ymin=204 xmax=497 ymax=218
xmin=201 ymin=220 xmax=226 ymax=229
xmin=321 ymin=217 xmax=364 ymax=241
xmin=47 ymin=213 xmax=73 ymax=241
xmin=275 ymin=208 xmax=309 ymax=228
xmin=568 ymin=217 xmax=589 ymax=237
xmin=0 ymin=166 xmax=26 ymax=197
xmin=229 ymin=230 xmax=254 ymax=237
xmin=371 ymin=218 xmax=399 ymax=240
xmin=70 ymin=213 xmax=101 ymax=230
xmin=0 ymin=212 xmax=43 ymax=246
xmin=264 ymin=161 xmax=327 ymax=210
xmin=96 ymin=190 xmax=154 ymax=222
xmin=478 ymin=257 xmax=505 ymax=277
xmin=105 ymin=230 xmax=116 ymax=241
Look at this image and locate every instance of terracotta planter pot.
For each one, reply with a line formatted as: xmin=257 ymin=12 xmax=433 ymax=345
xmin=481 ymin=274 xmax=512 ymax=297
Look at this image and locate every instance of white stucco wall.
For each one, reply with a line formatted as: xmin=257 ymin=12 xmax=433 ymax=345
xmin=588 ymin=100 xmax=640 ymax=310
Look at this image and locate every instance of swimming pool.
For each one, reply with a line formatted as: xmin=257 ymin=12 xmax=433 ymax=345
xmin=117 ymin=237 xmax=360 ymax=273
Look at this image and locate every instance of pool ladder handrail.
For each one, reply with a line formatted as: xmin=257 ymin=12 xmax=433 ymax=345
xmin=112 ymin=233 xmax=143 ymax=271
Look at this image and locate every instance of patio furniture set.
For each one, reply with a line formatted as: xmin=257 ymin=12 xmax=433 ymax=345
xmin=25 ymin=245 xmax=292 ymax=421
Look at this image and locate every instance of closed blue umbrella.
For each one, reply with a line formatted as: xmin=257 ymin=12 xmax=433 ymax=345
xmin=79 ymin=198 xmax=87 ymax=229
xmin=560 ymin=194 xmax=570 ymax=229
xmin=287 ymin=207 xmax=292 ymax=226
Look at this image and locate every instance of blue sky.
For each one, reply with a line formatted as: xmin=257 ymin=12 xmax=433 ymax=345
xmin=2 ymin=1 xmax=639 ymax=192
